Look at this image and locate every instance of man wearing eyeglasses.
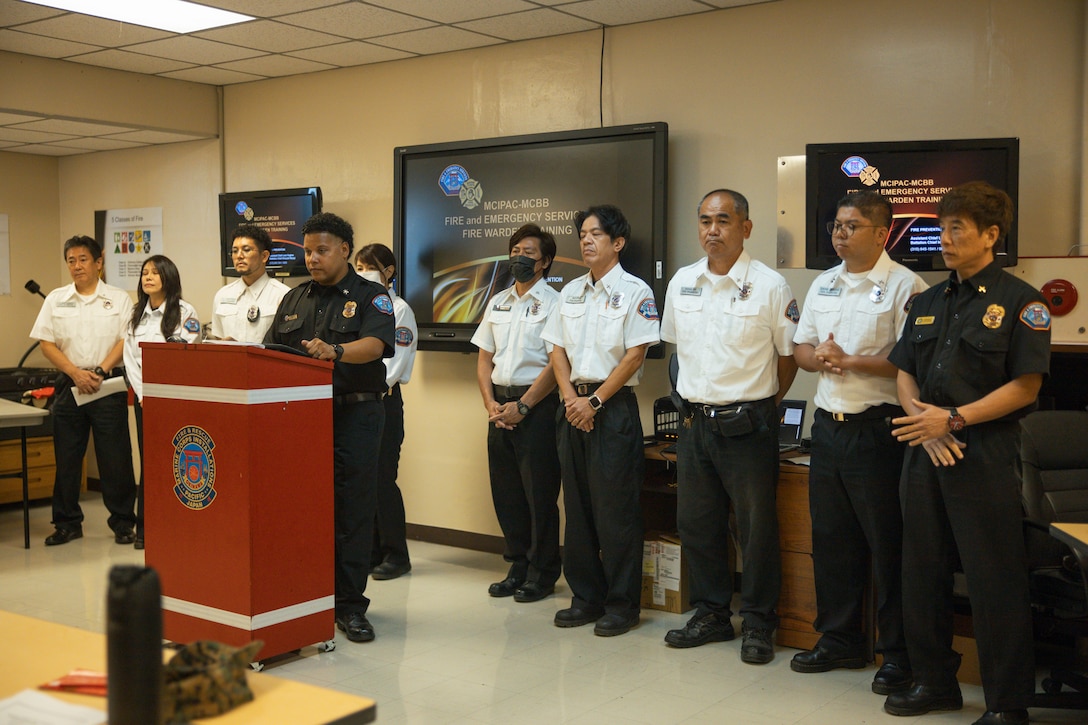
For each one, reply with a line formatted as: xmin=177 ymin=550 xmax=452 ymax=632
xmin=211 ymin=224 xmax=290 ymax=342
xmin=790 ymin=192 xmax=927 ymax=693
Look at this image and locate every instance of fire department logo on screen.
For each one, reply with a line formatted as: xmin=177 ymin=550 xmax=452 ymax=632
xmin=171 ymin=425 xmax=217 ymax=510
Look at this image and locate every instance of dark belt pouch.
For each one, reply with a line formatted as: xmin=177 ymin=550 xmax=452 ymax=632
xmin=708 ymin=405 xmax=755 ymax=438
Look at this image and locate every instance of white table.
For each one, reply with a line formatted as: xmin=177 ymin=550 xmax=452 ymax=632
xmin=0 ymin=397 xmax=50 ymax=548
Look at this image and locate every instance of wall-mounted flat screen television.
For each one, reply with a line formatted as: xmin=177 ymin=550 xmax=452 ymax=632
xmin=219 ymin=187 xmax=322 ymax=277
xmin=393 ymin=122 xmax=668 ymax=352
xmin=806 ymin=138 xmax=1019 ymax=271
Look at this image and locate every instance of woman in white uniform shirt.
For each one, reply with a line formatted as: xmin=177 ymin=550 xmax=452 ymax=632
xmin=354 ymin=244 xmax=417 ymax=579
xmin=123 ymin=255 xmax=201 ymax=549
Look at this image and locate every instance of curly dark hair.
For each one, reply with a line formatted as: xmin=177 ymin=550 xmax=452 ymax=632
xmin=129 ymin=255 xmax=184 ymax=340
xmin=301 ymin=212 xmax=354 ymax=253
xmin=230 ymin=224 xmax=273 ymax=254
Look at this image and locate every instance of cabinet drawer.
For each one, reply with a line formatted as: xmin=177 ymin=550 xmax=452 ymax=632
xmin=0 ymin=437 xmax=55 ymax=473
xmin=0 ymin=466 xmax=56 ymax=505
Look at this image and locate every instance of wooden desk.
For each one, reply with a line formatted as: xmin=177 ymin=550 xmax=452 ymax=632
xmin=1051 ymin=522 xmax=1088 ymax=551
xmin=0 ymin=611 xmax=375 ymax=723
xmin=0 ymin=398 xmax=50 ymax=549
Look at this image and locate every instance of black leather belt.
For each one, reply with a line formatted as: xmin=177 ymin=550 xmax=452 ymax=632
xmin=693 ymin=396 xmax=772 ymax=417
xmin=574 ymin=382 xmax=604 ymax=396
xmin=334 ymin=391 xmax=384 ymax=406
xmin=817 ymin=404 xmax=902 ymax=423
xmin=493 ymin=384 xmax=531 ymax=400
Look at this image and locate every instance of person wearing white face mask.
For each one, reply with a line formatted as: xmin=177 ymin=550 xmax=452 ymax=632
xmin=354 ymin=244 xmax=417 ymax=580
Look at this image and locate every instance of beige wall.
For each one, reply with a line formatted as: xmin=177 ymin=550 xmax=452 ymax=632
xmin=0 ymin=0 xmax=1082 ymax=537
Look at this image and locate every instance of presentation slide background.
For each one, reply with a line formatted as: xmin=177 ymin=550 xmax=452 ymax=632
xmin=219 ymin=191 xmax=319 ymax=277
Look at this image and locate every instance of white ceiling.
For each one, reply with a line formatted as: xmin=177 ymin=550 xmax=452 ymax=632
xmin=0 ymin=0 xmax=769 ymax=156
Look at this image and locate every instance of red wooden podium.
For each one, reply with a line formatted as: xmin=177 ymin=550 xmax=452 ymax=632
xmin=142 ymin=342 xmax=335 ymax=660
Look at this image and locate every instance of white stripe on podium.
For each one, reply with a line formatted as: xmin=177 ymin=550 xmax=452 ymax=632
xmin=162 ymin=595 xmax=335 ymax=631
xmin=143 ymin=383 xmax=332 ymax=404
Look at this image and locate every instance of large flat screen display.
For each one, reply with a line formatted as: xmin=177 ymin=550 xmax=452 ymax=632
xmin=219 ymin=187 xmax=322 ymax=277
xmin=394 ymin=123 xmax=668 ymax=352
xmin=806 ymin=138 xmax=1019 ymax=271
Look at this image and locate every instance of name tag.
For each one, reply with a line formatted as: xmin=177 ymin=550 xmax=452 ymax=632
xmin=57 ymin=300 xmax=77 ymax=308
xmin=221 ymin=296 xmax=238 ymax=306
xmin=915 ymin=316 xmax=935 ymax=326
xmin=680 ymin=286 xmax=702 ymax=296
xmin=817 ymin=286 xmax=842 ymax=296
xmin=493 ymin=304 xmax=511 ymax=312
xmin=565 ymin=295 xmax=586 ymax=304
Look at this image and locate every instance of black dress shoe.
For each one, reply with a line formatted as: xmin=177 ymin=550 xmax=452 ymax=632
xmin=371 ymin=561 xmax=411 ymax=580
xmin=133 ymin=537 xmax=145 ymax=551
xmin=488 ymin=575 xmax=524 ymax=597
xmin=884 ymin=683 xmax=962 ymax=716
xmin=872 ymin=662 xmax=913 ymax=695
xmin=114 ymin=527 xmax=136 ymax=545
xmin=513 ymin=581 xmax=554 ymax=603
xmin=594 ymin=612 xmax=639 ymax=637
xmin=335 ymin=612 xmax=375 ymax=643
xmin=554 ymin=606 xmax=604 ymax=628
xmin=665 ymin=611 xmax=735 ymax=648
xmin=740 ymin=624 xmax=775 ymax=664
xmin=972 ymin=710 xmax=1028 ymax=725
xmin=790 ymin=645 xmax=866 ymax=673
xmin=44 ymin=527 xmax=82 ymax=546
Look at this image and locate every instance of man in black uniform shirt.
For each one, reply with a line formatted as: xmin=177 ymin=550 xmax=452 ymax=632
xmin=264 ymin=212 xmax=395 ymax=643
xmin=886 ymin=182 xmax=1050 ymax=725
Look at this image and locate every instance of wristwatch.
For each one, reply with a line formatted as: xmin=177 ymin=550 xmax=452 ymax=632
xmin=93 ymin=366 xmax=107 ymax=378
xmin=331 ymin=343 xmax=344 ymax=362
xmin=948 ymin=407 xmax=966 ymax=432
xmin=588 ymin=394 xmax=604 ymax=411
xmin=516 ymin=400 xmax=530 ymax=416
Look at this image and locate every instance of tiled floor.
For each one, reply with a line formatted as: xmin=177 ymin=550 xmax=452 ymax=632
xmin=2 ymin=495 xmax=1085 ymax=724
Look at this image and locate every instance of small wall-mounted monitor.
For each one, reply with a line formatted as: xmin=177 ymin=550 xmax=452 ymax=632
xmin=219 ymin=187 xmax=322 ymax=277
xmin=806 ymin=138 xmax=1019 ymax=271
xmin=393 ymin=123 xmax=668 ymax=352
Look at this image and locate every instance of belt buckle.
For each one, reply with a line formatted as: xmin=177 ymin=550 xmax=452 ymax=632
xmin=832 ymin=412 xmax=847 ymax=422
xmin=575 ymin=383 xmax=590 ymax=396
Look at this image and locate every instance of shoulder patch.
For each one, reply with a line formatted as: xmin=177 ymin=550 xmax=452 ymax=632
xmin=785 ymin=299 xmax=800 ymax=324
xmin=183 ymin=317 xmax=201 ymax=334
xmin=904 ymin=292 xmax=919 ymax=313
xmin=395 ymin=326 xmax=414 ymax=346
xmin=372 ymin=294 xmax=394 ymax=315
xmin=637 ymin=297 xmax=659 ymax=321
xmin=1019 ymin=301 xmax=1051 ymax=331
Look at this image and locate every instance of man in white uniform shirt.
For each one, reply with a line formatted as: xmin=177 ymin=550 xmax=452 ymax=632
xmin=473 ymin=224 xmax=562 ymax=603
xmin=542 ymin=204 xmax=660 ymax=636
xmin=211 ymin=224 xmax=290 ymax=342
xmin=660 ymin=189 xmax=798 ymax=664
xmin=30 ymin=235 xmax=137 ymax=546
xmin=791 ymin=191 xmax=927 ymax=693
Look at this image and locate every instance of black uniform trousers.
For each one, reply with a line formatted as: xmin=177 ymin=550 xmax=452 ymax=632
xmin=556 ymin=387 xmax=643 ymax=615
xmin=677 ymin=397 xmax=780 ymax=629
xmin=487 ymin=391 xmax=562 ymax=586
xmin=809 ymin=408 xmax=907 ymax=663
xmin=333 ymin=398 xmax=384 ymax=617
xmin=51 ymin=382 xmax=136 ymax=533
xmin=372 ymin=384 xmax=409 ymax=567
xmin=900 ymin=420 xmax=1034 ymax=712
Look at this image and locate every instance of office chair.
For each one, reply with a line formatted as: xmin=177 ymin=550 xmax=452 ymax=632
xmin=1020 ymin=410 xmax=1088 ymax=709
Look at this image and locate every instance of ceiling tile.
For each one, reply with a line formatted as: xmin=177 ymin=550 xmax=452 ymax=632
xmin=456 ymin=8 xmax=598 ymax=41
xmin=194 ymin=19 xmax=347 ymax=52
xmin=215 ymin=53 xmax=336 ymax=77
xmin=48 ymin=136 xmax=148 ymax=151
xmin=125 ymin=35 xmax=265 ymax=64
xmin=701 ymin=0 xmax=771 ymax=7
xmin=14 ymin=13 xmax=171 ymax=47
xmin=202 ymin=0 xmax=344 ymax=18
xmin=280 ymin=4 xmax=433 ymax=39
xmin=0 ymin=0 xmax=64 ymax=27
xmin=557 ymin=0 xmax=710 ymax=26
xmin=363 ymin=0 xmax=537 ymax=24
xmin=0 ymin=127 xmax=75 ymax=143
xmin=288 ymin=40 xmax=413 ymax=66
xmin=0 ymin=28 xmax=99 ymax=57
xmin=0 ymin=111 xmax=45 ymax=125
xmin=369 ymin=25 xmax=503 ymax=55
xmin=10 ymin=118 xmax=132 ymax=135
xmin=159 ymin=65 xmax=266 ymax=85
xmin=102 ymin=130 xmax=212 ymax=144
xmin=7 ymin=143 xmax=86 ymax=156
xmin=0 ymin=140 xmax=23 ymax=148
xmin=66 ymin=48 xmax=194 ymax=74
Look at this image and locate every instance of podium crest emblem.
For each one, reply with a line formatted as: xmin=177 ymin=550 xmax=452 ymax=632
xmin=172 ymin=425 xmax=218 ymax=510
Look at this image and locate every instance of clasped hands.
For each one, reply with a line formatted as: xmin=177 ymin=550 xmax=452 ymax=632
xmin=891 ymin=399 xmax=966 ymax=467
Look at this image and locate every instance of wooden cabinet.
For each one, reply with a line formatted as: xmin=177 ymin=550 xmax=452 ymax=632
xmin=0 ymin=436 xmax=68 ymax=505
xmin=776 ymin=463 xmax=818 ymax=649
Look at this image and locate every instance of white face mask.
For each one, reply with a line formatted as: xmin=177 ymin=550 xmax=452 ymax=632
xmin=359 ymin=269 xmax=384 ymax=287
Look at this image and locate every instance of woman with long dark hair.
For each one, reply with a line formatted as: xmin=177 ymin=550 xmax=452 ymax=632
xmin=123 ymin=255 xmax=201 ymax=548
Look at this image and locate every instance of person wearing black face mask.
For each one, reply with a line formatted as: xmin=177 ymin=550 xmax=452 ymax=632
xmin=471 ymin=224 xmax=563 ymax=603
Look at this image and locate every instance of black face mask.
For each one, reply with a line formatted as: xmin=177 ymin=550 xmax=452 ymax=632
xmin=509 ymin=255 xmax=538 ymax=283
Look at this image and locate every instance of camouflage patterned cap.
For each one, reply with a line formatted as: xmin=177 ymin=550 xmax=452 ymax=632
xmin=163 ymin=639 xmax=264 ymax=723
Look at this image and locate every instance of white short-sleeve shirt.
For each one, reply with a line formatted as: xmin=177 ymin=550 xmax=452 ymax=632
xmin=472 ymin=278 xmax=561 ymax=387
xmin=385 ymin=290 xmax=418 ymax=388
xmin=30 ymin=280 xmax=133 ymax=369
xmin=211 ymin=275 xmax=290 ymax=343
xmin=123 ymin=299 xmax=201 ymax=401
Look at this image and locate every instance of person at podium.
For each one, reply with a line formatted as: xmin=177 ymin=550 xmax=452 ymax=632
xmin=210 ymin=224 xmax=290 ymax=342
xmin=123 ymin=255 xmax=201 ymax=550
xmin=265 ymin=212 xmax=395 ymax=644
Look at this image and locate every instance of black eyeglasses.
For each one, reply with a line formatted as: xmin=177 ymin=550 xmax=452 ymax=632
xmin=827 ymin=221 xmax=880 ymax=237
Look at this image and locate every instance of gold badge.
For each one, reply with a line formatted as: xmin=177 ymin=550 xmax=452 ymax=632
xmin=978 ymin=285 xmax=987 ymax=294
xmin=915 ymin=316 xmax=935 ymax=326
xmin=983 ymin=304 xmax=1005 ymax=329
xmin=343 ymin=301 xmax=357 ymax=318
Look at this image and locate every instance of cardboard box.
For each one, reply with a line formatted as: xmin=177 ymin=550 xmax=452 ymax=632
xmin=641 ymin=532 xmax=691 ymax=614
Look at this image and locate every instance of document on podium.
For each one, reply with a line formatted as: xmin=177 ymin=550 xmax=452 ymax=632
xmin=71 ymin=376 xmax=126 ymax=407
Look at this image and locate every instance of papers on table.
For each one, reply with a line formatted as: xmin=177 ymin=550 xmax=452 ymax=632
xmin=0 ymin=689 xmax=104 ymax=725
xmin=70 ymin=376 xmax=126 ymax=407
